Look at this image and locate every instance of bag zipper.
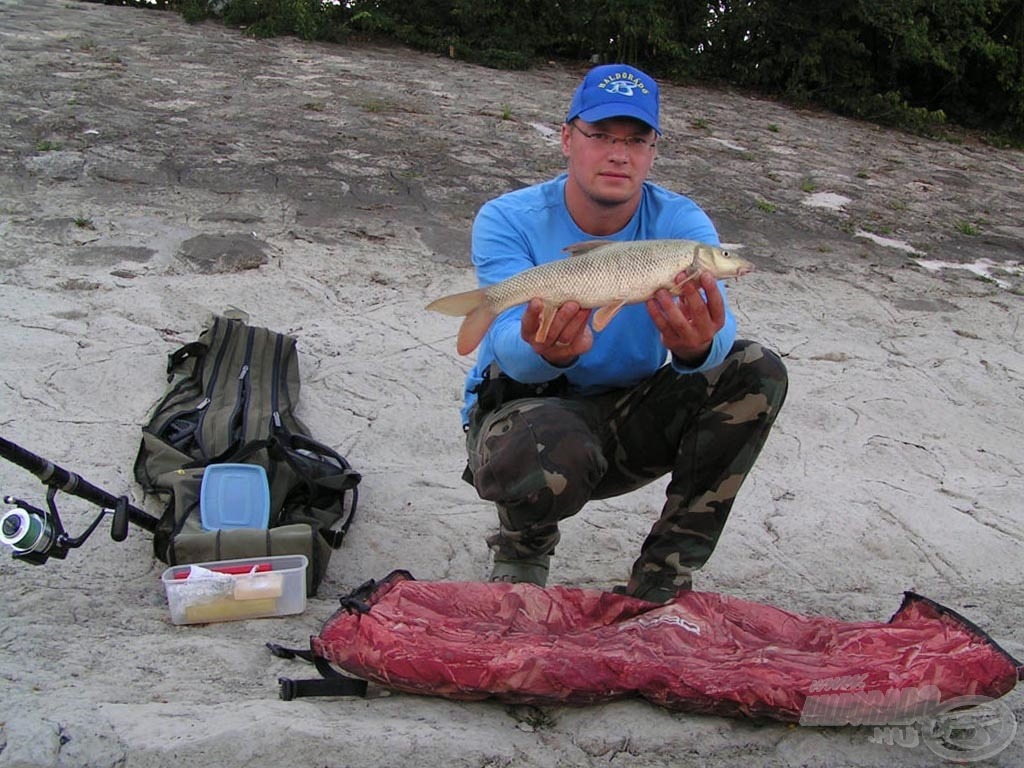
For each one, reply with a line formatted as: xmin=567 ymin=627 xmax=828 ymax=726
xmin=270 ymin=333 xmax=285 ymax=435
xmin=193 ymin=317 xmax=237 ymax=458
xmin=230 ymin=327 xmax=257 ymax=445
xmin=266 ymin=333 xmax=287 ymax=524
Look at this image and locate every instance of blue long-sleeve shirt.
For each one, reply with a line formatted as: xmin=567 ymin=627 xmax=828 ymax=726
xmin=460 ymin=174 xmax=737 ymax=425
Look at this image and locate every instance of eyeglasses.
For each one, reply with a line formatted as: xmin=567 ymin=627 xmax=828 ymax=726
xmin=569 ymin=121 xmax=656 ymax=152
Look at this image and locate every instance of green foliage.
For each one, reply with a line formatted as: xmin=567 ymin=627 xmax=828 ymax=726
xmin=152 ymin=0 xmax=1024 ymax=139
xmin=179 ymin=0 xmax=212 ymax=23
xmin=339 ymin=0 xmax=536 ymax=67
xmin=691 ymin=0 xmax=1024 ymax=137
xmin=172 ymin=0 xmax=345 ymax=40
xmin=587 ymin=0 xmax=697 ymax=70
xmin=834 ymin=90 xmax=948 ymax=135
xmin=82 ymin=0 xmax=176 ymax=7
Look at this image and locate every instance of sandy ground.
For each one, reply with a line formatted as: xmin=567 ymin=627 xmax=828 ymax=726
xmin=0 ymin=1 xmax=1022 ymax=766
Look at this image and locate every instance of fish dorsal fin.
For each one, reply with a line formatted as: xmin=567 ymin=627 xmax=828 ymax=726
xmin=563 ymin=240 xmax=615 ymax=257
xmin=592 ymin=300 xmax=627 ymax=332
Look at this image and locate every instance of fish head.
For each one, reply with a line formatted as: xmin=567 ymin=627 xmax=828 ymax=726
xmin=694 ymin=244 xmax=754 ymax=278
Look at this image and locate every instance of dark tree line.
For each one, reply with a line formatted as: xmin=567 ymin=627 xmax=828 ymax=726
xmin=96 ymin=0 xmax=1024 ymax=140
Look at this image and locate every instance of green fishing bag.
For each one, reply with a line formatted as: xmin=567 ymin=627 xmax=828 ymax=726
xmin=133 ymin=313 xmax=360 ymax=596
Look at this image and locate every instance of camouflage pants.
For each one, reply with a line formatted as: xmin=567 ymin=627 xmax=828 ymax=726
xmin=465 ymin=340 xmax=788 ymax=592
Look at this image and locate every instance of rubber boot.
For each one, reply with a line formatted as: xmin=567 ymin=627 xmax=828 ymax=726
xmin=489 ymin=554 xmax=550 ymax=586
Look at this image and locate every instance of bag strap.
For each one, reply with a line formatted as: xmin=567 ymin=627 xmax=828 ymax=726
xmin=268 ymin=643 xmax=368 ymax=700
xmin=177 ymin=430 xmax=359 ymax=550
xmin=279 ymin=432 xmax=360 ymax=537
xmin=166 ymin=340 xmax=207 ymax=378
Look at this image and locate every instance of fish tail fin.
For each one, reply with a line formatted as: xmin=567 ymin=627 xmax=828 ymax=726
xmin=456 ymin=304 xmax=497 ymax=355
xmin=426 ymin=287 xmax=487 ymax=317
xmin=427 ymin=287 xmax=496 ymax=355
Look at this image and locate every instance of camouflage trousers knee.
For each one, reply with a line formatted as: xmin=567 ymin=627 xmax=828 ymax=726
xmin=464 ymin=340 xmax=788 ymax=592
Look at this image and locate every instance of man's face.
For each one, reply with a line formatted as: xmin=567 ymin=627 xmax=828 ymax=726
xmin=561 ymin=117 xmax=657 ymax=208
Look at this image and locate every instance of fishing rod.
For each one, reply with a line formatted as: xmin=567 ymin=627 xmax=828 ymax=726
xmin=0 ymin=435 xmax=158 ymax=565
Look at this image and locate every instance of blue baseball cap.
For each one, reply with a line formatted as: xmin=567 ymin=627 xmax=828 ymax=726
xmin=566 ymin=64 xmax=661 ymax=135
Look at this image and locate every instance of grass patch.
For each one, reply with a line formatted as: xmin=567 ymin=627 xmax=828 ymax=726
xmin=361 ymin=99 xmax=389 ymax=113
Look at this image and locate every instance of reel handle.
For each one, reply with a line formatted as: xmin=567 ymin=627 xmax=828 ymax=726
xmin=110 ymin=497 xmax=129 ymax=542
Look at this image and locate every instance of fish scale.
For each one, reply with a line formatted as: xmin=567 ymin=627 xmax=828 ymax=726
xmin=490 ymin=241 xmax=704 ymax=310
xmin=427 ymin=239 xmax=753 ymax=355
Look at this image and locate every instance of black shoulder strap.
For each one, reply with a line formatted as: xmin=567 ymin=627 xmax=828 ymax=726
xmin=271 ymin=434 xmax=360 ymax=544
xmin=166 ymin=340 xmax=207 ymax=378
xmin=268 ymin=642 xmax=368 ymax=700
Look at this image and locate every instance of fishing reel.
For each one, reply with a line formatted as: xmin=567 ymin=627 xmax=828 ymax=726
xmin=1 ymin=488 xmax=129 ymax=566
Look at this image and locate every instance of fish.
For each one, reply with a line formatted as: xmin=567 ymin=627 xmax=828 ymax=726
xmin=426 ymin=239 xmax=753 ymax=355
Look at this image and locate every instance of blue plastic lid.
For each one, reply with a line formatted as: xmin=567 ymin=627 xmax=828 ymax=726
xmin=200 ymin=464 xmax=271 ymax=530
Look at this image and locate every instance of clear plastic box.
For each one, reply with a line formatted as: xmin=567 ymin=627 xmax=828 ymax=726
xmin=161 ymin=555 xmax=307 ymax=625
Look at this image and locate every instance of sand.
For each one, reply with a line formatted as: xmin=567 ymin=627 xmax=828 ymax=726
xmin=0 ymin=1 xmax=1021 ymax=766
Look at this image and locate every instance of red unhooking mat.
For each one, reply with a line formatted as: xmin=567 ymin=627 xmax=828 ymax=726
xmin=280 ymin=571 xmax=1021 ymax=722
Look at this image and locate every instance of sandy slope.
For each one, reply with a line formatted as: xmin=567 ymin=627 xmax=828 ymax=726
xmin=0 ymin=1 xmax=1021 ymax=766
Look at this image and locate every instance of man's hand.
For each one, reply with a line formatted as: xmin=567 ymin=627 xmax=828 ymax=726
xmin=522 ymin=299 xmax=593 ymax=365
xmin=647 ymin=271 xmax=725 ymax=366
